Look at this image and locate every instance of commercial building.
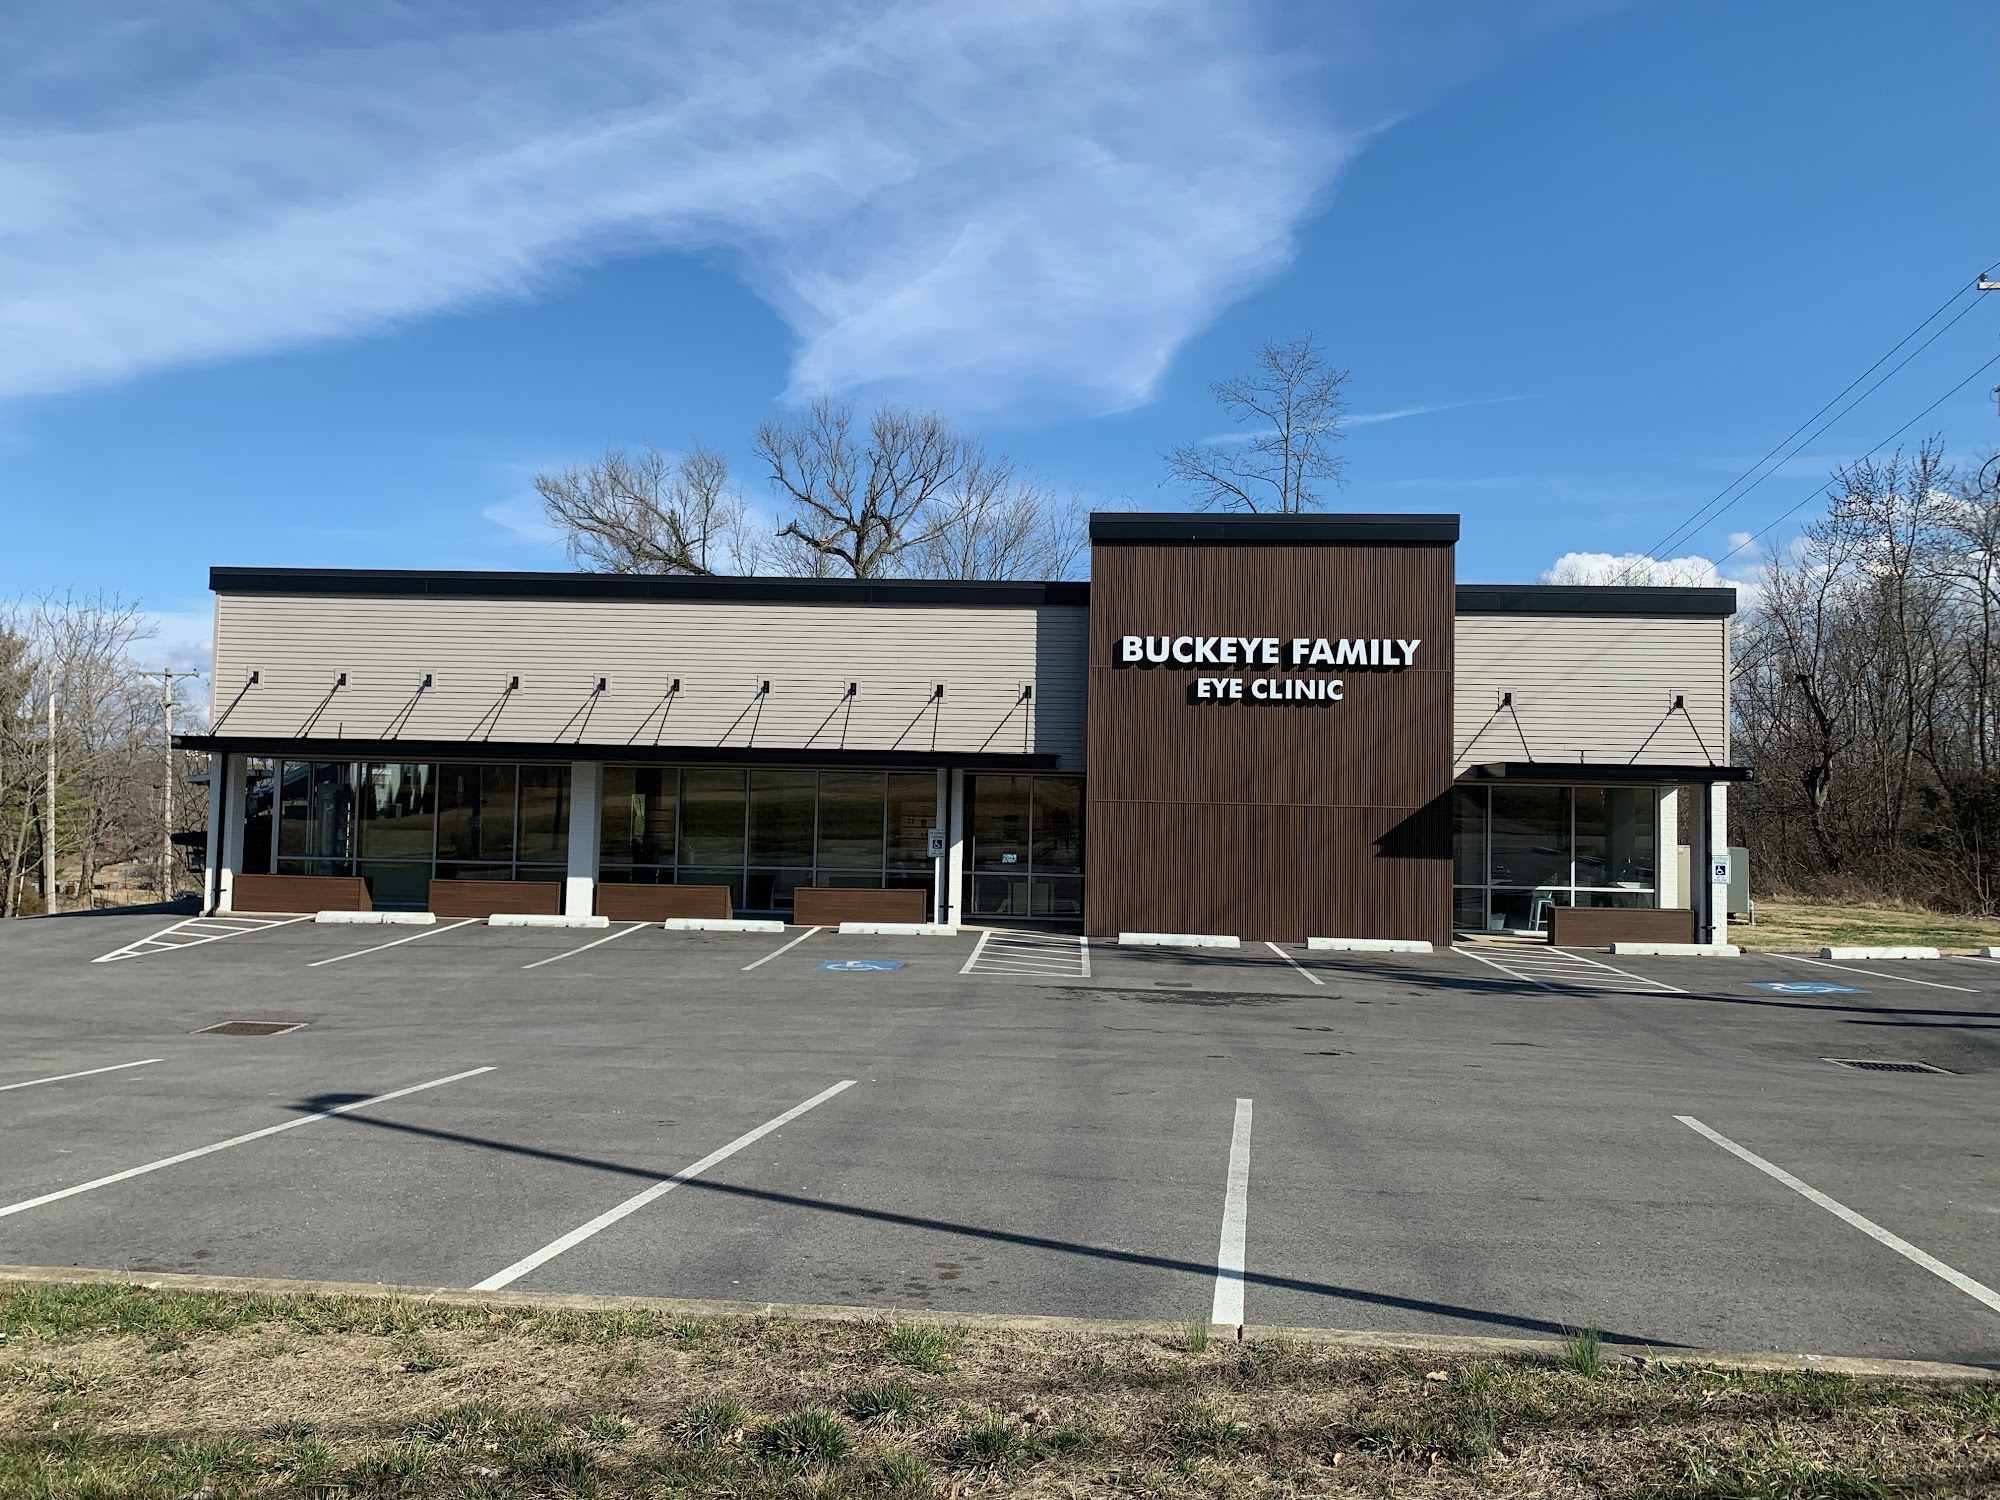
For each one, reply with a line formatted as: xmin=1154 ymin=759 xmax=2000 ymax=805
xmin=184 ymin=512 xmax=1744 ymax=945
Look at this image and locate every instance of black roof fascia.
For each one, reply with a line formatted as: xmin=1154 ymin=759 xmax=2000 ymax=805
xmin=1089 ymin=511 xmax=1459 ymax=544
xmin=1455 ymin=584 xmax=1738 ymax=617
xmin=207 ymin=567 xmax=1089 ymax=609
xmin=173 ymin=734 xmax=1061 ymax=773
xmin=1458 ymin=761 xmax=1753 ymax=784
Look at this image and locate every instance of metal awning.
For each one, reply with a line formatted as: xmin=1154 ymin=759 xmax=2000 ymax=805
xmin=172 ymin=734 xmax=1063 ymax=773
xmin=1458 ymin=761 xmax=1753 ymax=784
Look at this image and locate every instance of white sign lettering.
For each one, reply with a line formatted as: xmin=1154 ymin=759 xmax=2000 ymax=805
xmin=1117 ymin=631 xmax=1418 ymax=706
xmin=1120 ymin=634 xmax=1418 ymax=668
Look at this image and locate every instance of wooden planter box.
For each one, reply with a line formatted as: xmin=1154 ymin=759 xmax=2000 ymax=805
xmin=428 ymin=879 xmax=562 ymax=919
xmin=595 ymin=884 xmax=733 ymax=922
xmin=1547 ymin=906 xmax=1695 ymax=947
xmin=232 ymin=874 xmax=371 ymax=914
xmin=792 ymin=887 xmax=928 ymax=926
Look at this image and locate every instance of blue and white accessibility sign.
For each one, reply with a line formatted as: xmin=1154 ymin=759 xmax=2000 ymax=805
xmin=818 ymin=959 xmax=906 ymax=972
xmin=1746 ymin=981 xmax=1867 ymax=995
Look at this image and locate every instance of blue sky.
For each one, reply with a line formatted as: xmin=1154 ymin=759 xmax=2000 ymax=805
xmin=2 ymin=0 xmax=1994 ymax=668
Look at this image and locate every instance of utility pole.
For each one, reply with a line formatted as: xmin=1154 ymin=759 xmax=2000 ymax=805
xmin=142 ymin=668 xmax=201 ymax=902
xmin=42 ymin=665 xmax=55 ymax=914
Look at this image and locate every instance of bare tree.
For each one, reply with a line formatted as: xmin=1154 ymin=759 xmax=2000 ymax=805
xmin=535 ymin=444 xmax=760 ymax=575
xmin=0 ymin=591 xmax=196 ymax=915
xmin=756 ymin=399 xmax=983 ymax=578
xmin=904 ymin=454 xmax=1088 ymax=581
xmin=1163 ymin=333 xmax=1349 ymax=512
xmin=1731 ymin=439 xmax=2000 ymax=906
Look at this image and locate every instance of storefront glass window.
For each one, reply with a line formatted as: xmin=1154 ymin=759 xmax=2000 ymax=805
xmin=243 ymin=759 xmax=276 ymax=874
xmin=357 ymin=763 xmax=436 ymax=860
xmin=600 ymin=766 xmax=677 ymax=867
xmin=749 ymin=771 xmax=817 ymax=866
xmin=681 ymin=770 xmax=746 ymax=867
xmin=438 ymin=764 xmax=516 ymax=862
xmin=1032 ymin=779 xmax=1083 ymax=873
xmin=970 ymin=776 xmax=1030 ymax=870
xmin=1489 ymin=786 xmax=1570 ymax=890
xmin=1574 ymin=787 xmax=1657 ymax=890
xmin=815 ymin=772 xmax=886 ymax=869
xmin=277 ymin=761 xmax=352 ymax=864
xmin=964 ymin=774 xmax=1085 ymax=922
xmin=1451 ymin=782 xmax=1663 ymax=933
xmin=886 ymin=774 xmax=937 ymax=872
xmin=517 ymin=766 xmax=571 ymax=863
xmin=1451 ymin=787 xmax=1484 ymax=885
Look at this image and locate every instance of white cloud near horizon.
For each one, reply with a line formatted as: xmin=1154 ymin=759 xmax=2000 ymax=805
xmin=1539 ymin=541 xmax=1762 ymax=604
xmin=0 ymin=0 xmax=1604 ymax=415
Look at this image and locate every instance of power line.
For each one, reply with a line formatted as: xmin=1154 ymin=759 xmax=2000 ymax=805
xmin=1650 ymin=272 xmax=1993 ymax=559
xmin=1710 ymin=353 xmax=2000 ymax=570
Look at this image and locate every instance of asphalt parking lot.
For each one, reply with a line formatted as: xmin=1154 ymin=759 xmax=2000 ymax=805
xmin=3 ymin=910 xmax=1997 ymax=1367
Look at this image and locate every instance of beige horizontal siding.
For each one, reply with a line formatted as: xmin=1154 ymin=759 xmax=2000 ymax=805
xmin=211 ymin=595 xmax=1087 ymax=770
xmin=1453 ymin=614 xmax=1729 ymax=769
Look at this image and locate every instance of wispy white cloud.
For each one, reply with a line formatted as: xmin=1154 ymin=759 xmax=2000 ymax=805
xmin=1346 ymin=394 xmax=1537 ymax=426
xmin=0 ymin=1 xmax=1600 ymax=415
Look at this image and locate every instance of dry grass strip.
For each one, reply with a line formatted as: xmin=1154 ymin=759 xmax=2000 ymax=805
xmin=2 ymin=1281 xmax=1997 ymax=1497
xmin=1733 ymin=900 xmax=2000 ymax=955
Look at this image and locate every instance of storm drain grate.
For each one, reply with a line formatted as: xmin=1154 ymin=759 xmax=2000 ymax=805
xmin=1823 ymin=1057 xmax=1953 ymax=1075
xmin=196 ymin=1021 xmax=308 ymax=1037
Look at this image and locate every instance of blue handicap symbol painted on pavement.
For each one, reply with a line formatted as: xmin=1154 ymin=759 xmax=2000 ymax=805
xmin=1746 ymin=981 xmax=1867 ymax=995
xmin=818 ymin=959 xmax=906 ymax=972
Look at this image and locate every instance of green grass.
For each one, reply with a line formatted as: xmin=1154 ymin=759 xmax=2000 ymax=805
xmin=1565 ymin=1323 xmax=1605 ymax=1378
xmin=1180 ymin=1318 xmax=1210 ymax=1353
xmin=752 ymin=1407 xmax=851 ymax=1468
xmin=884 ymin=1322 xmax=960 ymax=1373
xmin=0 ymin=1283 xmax=1993 ymax=1498
xmin=842 ymin=1378 xmax=930 ymax=1423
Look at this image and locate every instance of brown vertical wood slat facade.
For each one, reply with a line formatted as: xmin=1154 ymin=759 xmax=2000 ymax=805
xmin=1084 ymin=517 xmax=1458 ymax=944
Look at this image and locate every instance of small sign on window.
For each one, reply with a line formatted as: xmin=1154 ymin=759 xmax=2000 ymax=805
xmin=926 ymin=828 xmax=946 ymax=859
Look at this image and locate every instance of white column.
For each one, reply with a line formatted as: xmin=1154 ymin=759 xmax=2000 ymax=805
xmin=932 ymin=770 xmax=948 ymax=925
xmin=203 ymin=753 xmax=225 ymax=914
xmin=566 ymin=760 xmax=602 ymax=918
xmin=1707 ymin=782 xmax=1730 ymax=932
xmin=216 ymin=754 xmax=248 ymax=913
xmin=1655 ymin=787 xmax=1679 ymax=907
xmin=945 ymin=768 xmax=967 ymax=927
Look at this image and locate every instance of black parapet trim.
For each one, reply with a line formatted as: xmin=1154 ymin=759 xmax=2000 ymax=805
xmin=174 ymin=734 xmax=1061 ymax=772
xmin=208 ymin=567 xmax=1090 ymax=608
xmin=1089 ymin=511 xmax=1460 ymax=544
xmin=1455 ymin=584 xmax=1738 ymax=617
xmin=1459 ymin=762 xmax=1754 ymax=784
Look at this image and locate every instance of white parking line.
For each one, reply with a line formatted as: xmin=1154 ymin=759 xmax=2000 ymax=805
xmin=93 ymin=914 xmax=308 ymax=964
xmin=306 ymin=918 xmax=479 ymax=967
xmin=1774 ymin=954 xmax=1977 ymax=994
xmin=1265 ymin=941 xmax=1325 ymax=986
xmin=0 ymin=1067 xmax=494 ymax=1220
xmin=742 ymin=926 xmax=822 ymax=971
xmin=1455 ymin=944 xmax=1682 ymax=994
xmin=961 ymin=929 xmax=1090 ymax=979
xmin=1210 ymin=1098 xmax=1253 ymax=1327
xmin=0 ymin=1058 xmax=162 ymax=1093
xmin=1678 ymin=1116 xmax=2000 ymax=1316
xmin=522 ymin=922 xmax=646 ymax=970
xmin=474 ymin=1079 xmax=857 ymax=1290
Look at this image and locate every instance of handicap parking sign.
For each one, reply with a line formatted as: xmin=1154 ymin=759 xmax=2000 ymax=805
xmin=818 ymin=959 xmax=906 ymax=972
xmin=1746 ymin=981 xmax=1867 ymax=995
